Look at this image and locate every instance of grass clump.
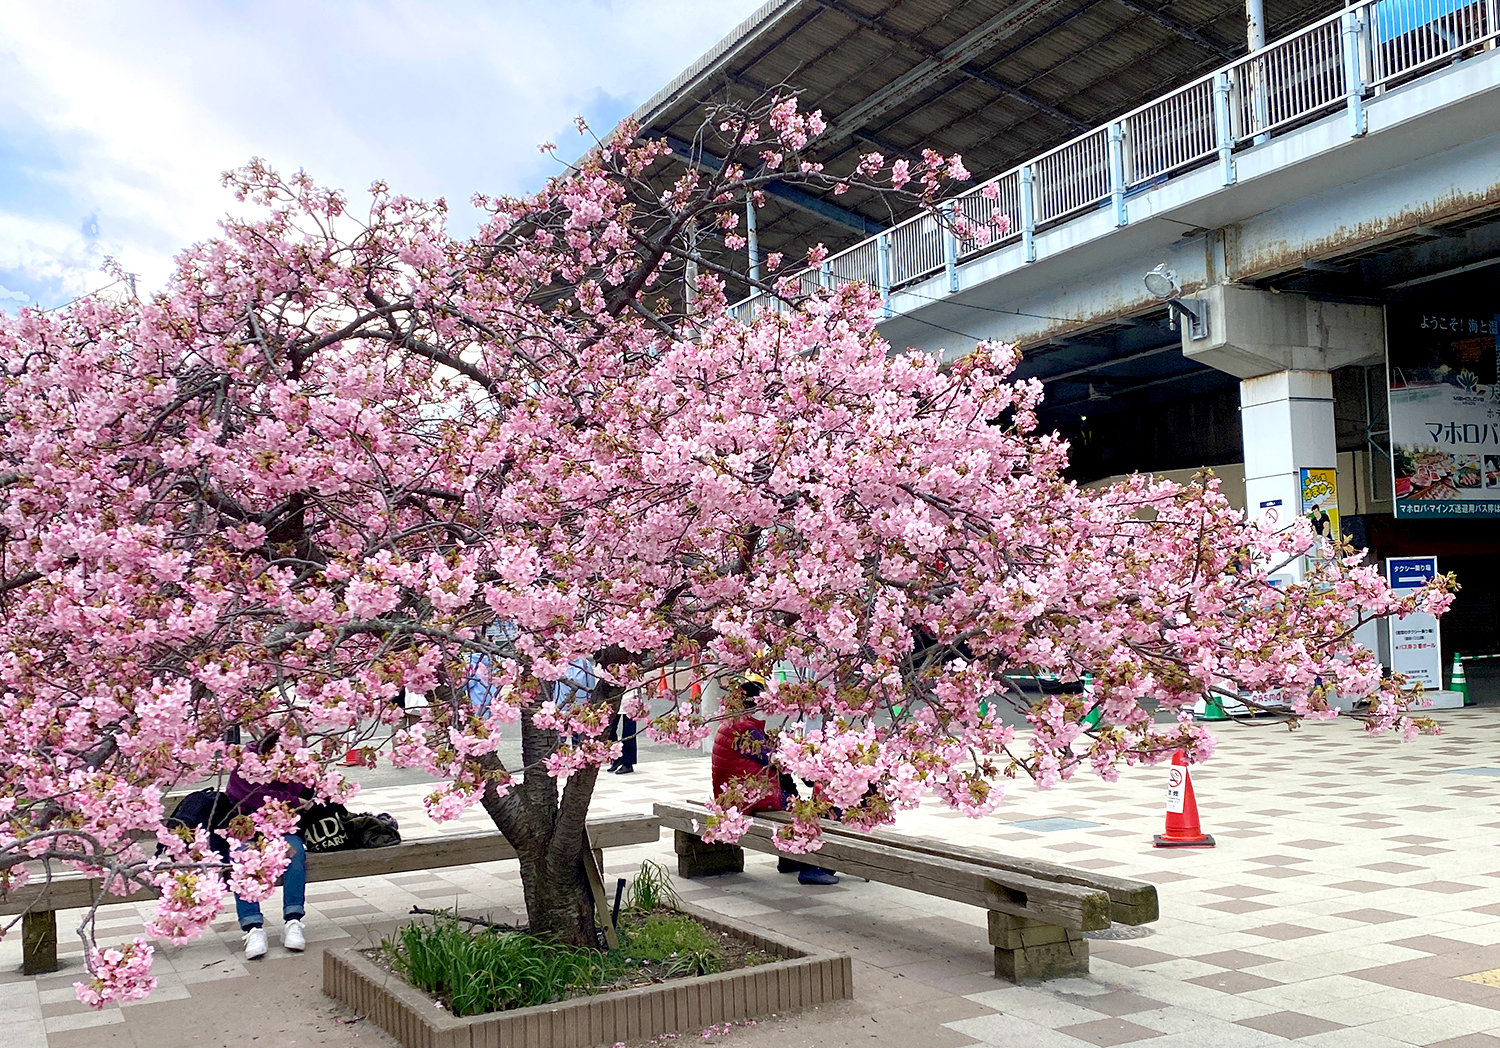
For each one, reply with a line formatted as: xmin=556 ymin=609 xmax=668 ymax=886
xmin=381 ymin=862 xmax=749 ymax=1017
xmin=382 ymin=913 xmax=612 ymax=1017
xmin=618 ymin=911 xmax=725 ymax=977
xmin=625 ymin=858 xmax=681 ymax=911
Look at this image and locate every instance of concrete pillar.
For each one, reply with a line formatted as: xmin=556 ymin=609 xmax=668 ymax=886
xmin=1241 ymin=371 xmax=1337 ymax=561
xmin=1183 ymin=284 xmax=1383 ymax=380
xmin=1183 ymin=285 xmax=1383 ymax=562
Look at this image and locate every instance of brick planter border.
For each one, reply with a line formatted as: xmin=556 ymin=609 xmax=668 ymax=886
xmin=323 ymin=905 xmax=853 ymax=1048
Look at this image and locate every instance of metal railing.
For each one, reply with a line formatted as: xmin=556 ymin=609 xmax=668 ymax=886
xmin=1125 ymin=77 xmax=1220 ymax=187
xmin=730 ymin=0 xmax=1497 ymax=322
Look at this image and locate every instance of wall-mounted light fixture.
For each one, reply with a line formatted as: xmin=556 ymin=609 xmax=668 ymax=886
xmin=1143 ymin=264 xmax=1208 ymax=340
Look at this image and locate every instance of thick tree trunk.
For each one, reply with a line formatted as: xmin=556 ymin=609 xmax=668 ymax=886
xmin=514 ymin=839 xmax=598 ymax=946
xmin=476 ymin=687 xmax=621 ymax=949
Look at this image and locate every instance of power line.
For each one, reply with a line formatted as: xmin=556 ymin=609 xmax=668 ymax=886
xmin=37 ymin=276 xmax=134 ymax=315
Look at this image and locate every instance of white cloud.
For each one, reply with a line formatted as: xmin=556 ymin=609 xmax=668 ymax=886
xmin=0 ymin=0 xmax=761 ymax=308
xmin=0 ymin=211 xmax=116 ymax=307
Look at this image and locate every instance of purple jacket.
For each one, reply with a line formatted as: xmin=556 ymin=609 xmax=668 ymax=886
xmin=225 ymin=771 xmax=307 ymax=816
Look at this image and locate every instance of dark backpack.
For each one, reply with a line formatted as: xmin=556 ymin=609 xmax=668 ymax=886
xmin=167 ymin=788 xmax=232 ymax=831
xmin=162 ymin=789 xmax=232 ymax=866
xmin=347 ymin=812 xmax=402 ymax=849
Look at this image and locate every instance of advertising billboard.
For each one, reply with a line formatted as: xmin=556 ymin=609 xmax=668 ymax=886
xmin=1387 ymin=306 xmax=1500 ymax=518
xmin=1299 ymin=467 xmax=1339 ymax=544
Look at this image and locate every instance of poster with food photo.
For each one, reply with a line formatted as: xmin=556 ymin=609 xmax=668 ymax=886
xmin=1387 ymin=305 xmax=1500 ymax=518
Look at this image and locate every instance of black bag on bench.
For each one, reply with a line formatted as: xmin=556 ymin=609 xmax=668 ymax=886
xmin=298 ymin=802 xmax=401 ymax=851
xmin=163 ymin=788 xmax=233 ymax=867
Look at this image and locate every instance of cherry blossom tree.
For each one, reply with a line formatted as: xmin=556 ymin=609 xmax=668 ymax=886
xmin=0 ymin=95 xmax=1451 ymax=1006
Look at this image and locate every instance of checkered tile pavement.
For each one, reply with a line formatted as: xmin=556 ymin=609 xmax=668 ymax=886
xmin=10 ymin=709 xmax=1500 ymax=1048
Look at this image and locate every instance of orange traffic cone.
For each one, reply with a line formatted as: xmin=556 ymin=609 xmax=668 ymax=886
xmin=1153 ymin=749 xmax=1215 ymax=848
xmin=341 ymin=747 xmax=363 ymax=767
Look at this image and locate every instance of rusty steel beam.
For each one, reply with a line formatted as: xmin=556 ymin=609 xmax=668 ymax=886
xmin=816 ymin=0 xmax=1080 ymax=151
xmin=810 ymin=0 xmax=1091 ymax=133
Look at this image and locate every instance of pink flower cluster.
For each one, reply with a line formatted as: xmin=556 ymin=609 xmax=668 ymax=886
xmin=74 ymin=938 xmax=156 ymax=1008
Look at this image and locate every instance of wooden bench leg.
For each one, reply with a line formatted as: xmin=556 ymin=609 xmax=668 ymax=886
xmin=988 ymin=912 xmax=1088 ymax=982
xmin=673 ymin=830 xmax=744 ymax=878
xmin=22 ymin=910 xmax=59 ymax=975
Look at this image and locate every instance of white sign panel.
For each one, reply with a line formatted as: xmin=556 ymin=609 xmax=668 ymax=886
xmin=1385 ymin=556 xmax=1443 ymax=689
xmin=1164 ymin=766 xmax=1186 ymax=814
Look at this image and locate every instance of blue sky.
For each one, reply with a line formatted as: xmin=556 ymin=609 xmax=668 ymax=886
xmin=0 ymin=0 xmax=762 ymax=310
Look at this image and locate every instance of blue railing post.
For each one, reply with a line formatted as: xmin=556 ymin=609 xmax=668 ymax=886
xmin=876 ymin=232 xmax=892 ymax=317
xmin=943 ymin=201 xmax=959 ymax=293
xmin=819 ymin=261 xmax=832 ymax=289
xmin=1019 ymin=165 xmax=1038 ymax=263
xmin=1213 ymin=71 xmax=1237 ymax=186
xmin=1107 ymin=122 xmax=1128 ymax=228
xmin=1343 ymin=8 xmax=1369 ymax=136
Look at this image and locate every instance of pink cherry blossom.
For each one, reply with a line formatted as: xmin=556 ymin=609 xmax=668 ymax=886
xmin=0 ymin=92 xmax=1451 ymax=1008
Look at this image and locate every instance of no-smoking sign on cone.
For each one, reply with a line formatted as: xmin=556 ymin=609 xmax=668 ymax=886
xmin=1153 ymin=749 xmax=1215 ymax=848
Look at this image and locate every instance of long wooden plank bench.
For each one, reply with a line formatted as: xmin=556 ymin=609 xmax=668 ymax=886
xmin=2 ymin=812 xmax=659 ymax=975
xmin=654 ymin=802 xmax=1156 ymax=982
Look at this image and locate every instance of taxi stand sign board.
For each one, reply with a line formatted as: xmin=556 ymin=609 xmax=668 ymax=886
xmin=1385 ymin=556 xmax=1443 ymax=690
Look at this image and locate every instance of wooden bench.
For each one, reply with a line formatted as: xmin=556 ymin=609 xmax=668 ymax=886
xmin=1 ymin=812 xmax=659 ymax=975
xmin=654 ymin=802 xmax=1156 ymax=982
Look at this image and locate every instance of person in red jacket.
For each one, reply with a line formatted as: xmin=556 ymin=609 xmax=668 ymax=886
xmin=711 ymin=675 xmax=838 ymax=886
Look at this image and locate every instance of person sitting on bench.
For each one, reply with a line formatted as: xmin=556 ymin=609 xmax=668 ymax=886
xmin=710 ymin=674 xmax=838 ymax=886
xmin=225 ymin=732 xmax=310 ymax=959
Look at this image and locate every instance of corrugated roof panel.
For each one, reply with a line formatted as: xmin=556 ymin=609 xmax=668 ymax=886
xmin=630 ymin=0 xmax=1346 ymax=282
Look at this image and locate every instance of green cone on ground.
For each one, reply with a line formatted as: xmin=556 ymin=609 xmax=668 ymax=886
xmin=1451 ymin=653 xmax=1469 ymax=705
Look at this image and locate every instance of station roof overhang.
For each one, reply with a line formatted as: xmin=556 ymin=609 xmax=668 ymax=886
xmin=628 ymin=0 xmax=1344 ymax=289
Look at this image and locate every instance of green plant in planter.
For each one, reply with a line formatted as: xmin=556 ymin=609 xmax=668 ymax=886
xmin=382 ymin=912 xmax=616 ymax=1017
xmin=615 ymin=860 xmax=724 ymax=975
xmin=383 ymin=862 xmax=744 ymax=1018
xmin=619 ymin=912 xmax=726 ymax=977
xmin=624 ymin=859 xmax=680 ymax=913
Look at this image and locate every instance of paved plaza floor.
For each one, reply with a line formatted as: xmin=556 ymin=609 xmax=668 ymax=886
xmin=8 ymin=705 xmax=1500 ymax=1048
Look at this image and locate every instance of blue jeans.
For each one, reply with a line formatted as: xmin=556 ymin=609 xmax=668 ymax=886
xmin=235 ymin=834 xmax=306 ymax=929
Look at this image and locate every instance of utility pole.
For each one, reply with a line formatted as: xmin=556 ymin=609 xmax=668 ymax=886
xmin=746 ymin=198 xmax=760 ymax=285
xmin=685 ymin=224 xmax=699 ymax=307
xmin=1247 ymin=0 xmax=1270 ymax=143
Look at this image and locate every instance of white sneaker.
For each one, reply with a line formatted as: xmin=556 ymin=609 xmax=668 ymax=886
xmin=283 ymin=918 xmax=306 ymax=952
xmin=243 ymin=926 xmax=268 ymax=960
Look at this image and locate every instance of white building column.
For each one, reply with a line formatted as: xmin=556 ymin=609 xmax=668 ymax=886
xmin=1240 ymin=370 xmax=1337 ymax=574
xmin=1184 ymin=284 xmax=1384 ymax=578
xmin=1178 ymin=283 xmax=1392 ymax=692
